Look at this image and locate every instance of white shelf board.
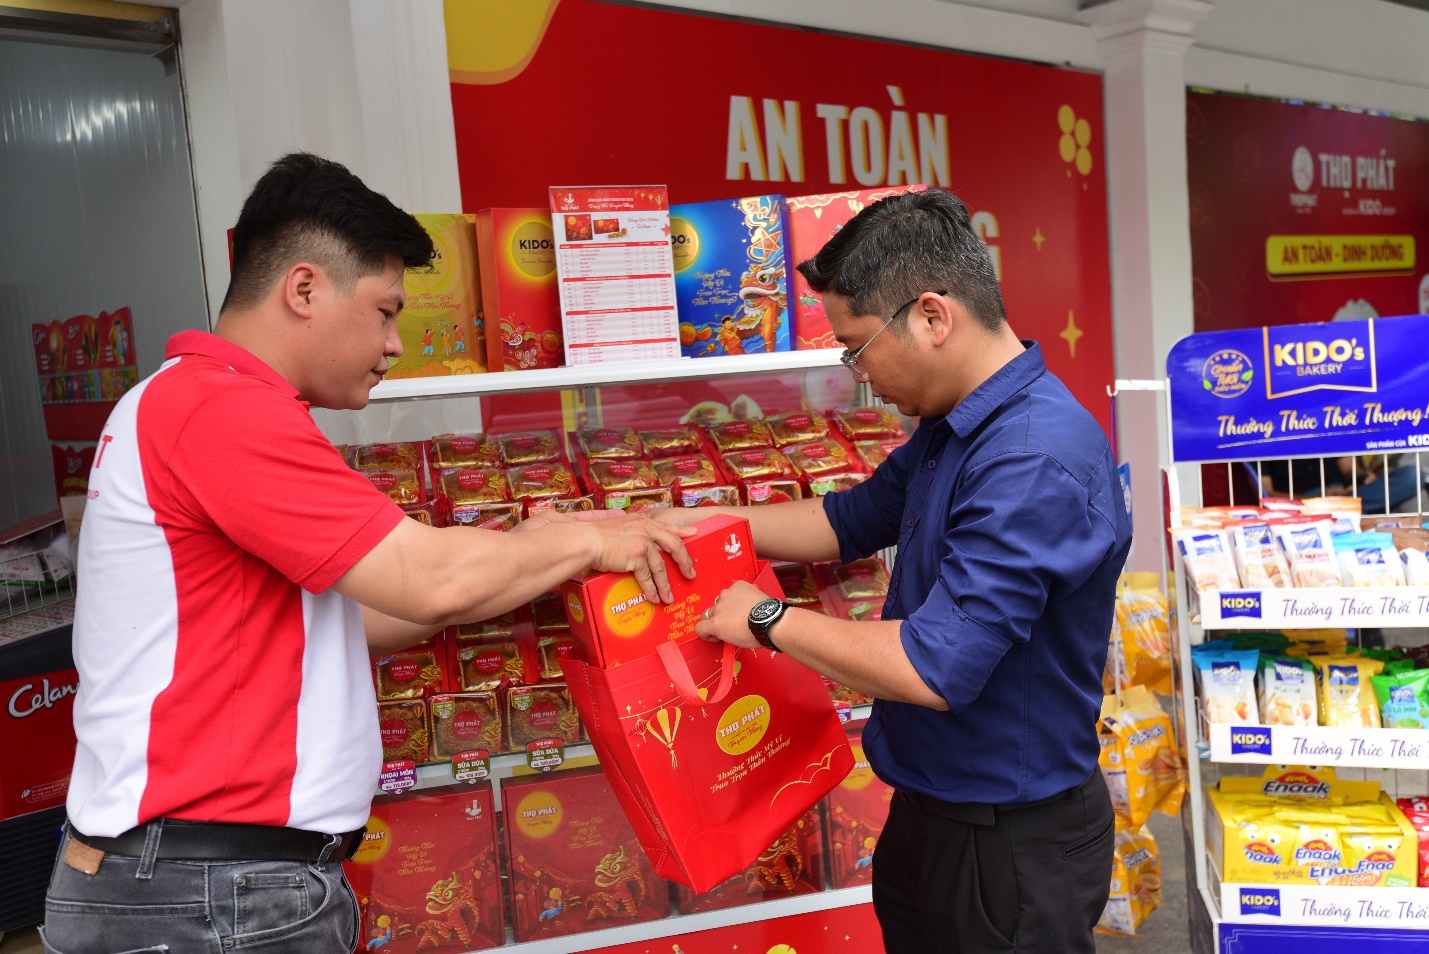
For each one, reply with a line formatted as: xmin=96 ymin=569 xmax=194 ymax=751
xmin=370 ymin=349 xmax=846 ymax=401
xmin=1207 ymin=723 xmax=1429 ymax=769
xmin=504 ymin=885 xmax=874 ymax=954
xmin=1207 ymin=854 xmax=1429 ymax=930
xmin=1198 ymin=587 xmax=1429 ymax=629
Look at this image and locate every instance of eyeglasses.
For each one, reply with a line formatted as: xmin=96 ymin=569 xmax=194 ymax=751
xmin=839 ymin=291 xmax=948 ymax=382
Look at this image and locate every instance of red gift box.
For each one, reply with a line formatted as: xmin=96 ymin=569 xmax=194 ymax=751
xmin=502 ymin=765 xmax=668 ymax=942
xmin=344 ymin=782 xmax=503 ymax=952
xmin=561 ymin=514 xmax=756 ymax=667
xmin=825 ymin=720 xmax=895 ymax=888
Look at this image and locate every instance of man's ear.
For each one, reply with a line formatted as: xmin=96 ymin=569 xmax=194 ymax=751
xmin=283 ymin=263 xmax=320 ymax=319
xmin=923 ymin=293 xmax=957 ymax=347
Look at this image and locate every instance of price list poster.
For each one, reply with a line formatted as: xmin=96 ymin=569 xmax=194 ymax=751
xmin=550 ymin=186 xmax=681 ymax=365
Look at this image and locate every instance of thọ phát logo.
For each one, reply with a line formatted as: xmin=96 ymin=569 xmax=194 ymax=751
xmin=1201 ymin=349 xmax=1253 ymax=398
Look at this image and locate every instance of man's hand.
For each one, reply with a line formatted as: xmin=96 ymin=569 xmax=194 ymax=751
xmin=576 ymin=511 xmax=697 ymax=603
xmin=693 ymin=580 xmax=768 ymax=648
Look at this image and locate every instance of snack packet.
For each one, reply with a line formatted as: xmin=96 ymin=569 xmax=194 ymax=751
xmin=1193 ymin=649 xmax=1259 ymax=725
xmin=576 ymin=426 xmax=643 ymax=460
xmin=678 ymin=485 xmax=741 ymax=508
xmin=1229 ymin=523 xmax=1292 ymax=589
xmin=765 ymin=410 xmax=830 ymax=447
xmin=653 ymin=454 xmax=720 ymax=490
xmin=854 ymin=439 xmax=906 ymax=470
xmin=1104 ymin=686 xmax=1186 ymax=831
xmin=1402 ymin=548 xmax=1429 ymax=585
xmin=1272 ymin=520 xmax=1340 ymax=588
xmin=706 ymin=419 xmax=774 ymax=452
xmin=362 ymin=467 xmax=423 ymax=506
xmin=1172 ymin=529 xmax=1240 ymax=593
xmin=1312 ymin=656 xmax=1383 ymax=728
xmin=1333 ymin=532 xmax=1404 ymax=587
xmin=1303 ymin=495 xmax=1363 ymax=534
xmin=722 ymin=448 xmax=796 ymax=480
xmin=785 ymin=439 xmax=856 ymax=478
xmin=639 ymin=426 xmax=702 ymax=457
xmin=432 ymin=433 xmax=500 ymax=470
xmin=589 ymin=459 xmax=661 ymax=491
xmin=743 ymin=479 xmax=802 ymax=505
xmin=1096 ymin=827 xmax=1161 ymax=937
xmin=829 ymin=405 xmax=905 ymax=441
xmin=1258 ymin=655 xmax=1317 ymax=727
xmin=497 ymin=430 xmax=560 ymax=465
xmin=355 ymin=442 xmax=424 ymax=470
xmin=440 ymin=467 xmax=510 ymax=505
xmin=1371 ymin=669 xmax=1429 ymax=729
xmin=1105 ymin=582 xmax=1172 ymax=694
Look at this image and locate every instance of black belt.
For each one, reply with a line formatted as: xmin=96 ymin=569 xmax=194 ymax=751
xmin=898 ymin=769 xmax=1100 ymax=826
xmin=72 ymin=820 xmax=367 ymax=863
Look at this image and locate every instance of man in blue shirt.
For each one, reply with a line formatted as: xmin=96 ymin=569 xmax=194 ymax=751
xmin=667 ymin=188 xmax=1131 ymax=953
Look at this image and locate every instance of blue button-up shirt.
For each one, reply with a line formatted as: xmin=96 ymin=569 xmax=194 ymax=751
xmin=823 ymin=343 xmax=1131 ymax=804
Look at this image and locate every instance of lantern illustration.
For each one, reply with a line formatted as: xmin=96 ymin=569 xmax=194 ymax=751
xmin=648 ymin=705 xmax=682 ymax=768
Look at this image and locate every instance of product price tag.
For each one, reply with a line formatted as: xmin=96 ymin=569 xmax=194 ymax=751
xmin=834 ymin=702 xmax=853 ymax=724
xmin=527 ymin=738 xmax=565 ymax=772
xmin=452 ymin=749 xmax=491 ymax=783
xmin=378 ymin=759 xmax=416 ymax=794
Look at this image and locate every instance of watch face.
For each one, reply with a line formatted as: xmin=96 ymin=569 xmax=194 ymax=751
xmin=750 ymin=599 xmax=783 ymax=624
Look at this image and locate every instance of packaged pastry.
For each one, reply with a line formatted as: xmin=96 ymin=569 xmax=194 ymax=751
xmin=833 ymin=558 xmax=890 ymax=601
xmin=785 ymin=439 xmax=856 ymax=478
xmin=1097 ymin=827 xmax=1161 ymax=937
xmin=605 ymin=487 xmax=675 ymax=511
xmin=528 ymin=495 xmax=597 ymax=515
xmin=678 ymin=485 xmax=741 ymax=508
xmin=1105 ymin=582 xmax=1173 ymax=695
xmin=374 ymin=650 xmax=445 ymax=700
xmin=653 ymin=454 xmax=720 ymax=489
xmin=743 ymin=479 xmax=802 ymax=506
xmin=1302 ymin=495 xmax=1363 ymax=534
xmin=1258 ymin=655 xmax=1317 ymax=727
xmin=1371 ymin=670 xmax=1429 ymax=729
xmin=530 ymin=592 xmax=570 ymax=634
xmin=440 ymin=467 xmax=510 ymax=505
xmin=498 ymin=430 xmax=560 ymax=465
xmin=639 ymin=426 xmax=702 ymax=457
xmin=457 ymin=640 xmax=527 ymax=692
xmin=537 ymin=635 xmax=579 ymax=681
xmin=1402 ymin=548 xmax=1429 ymax=585
xmin=775 ymin=563 xmax=821 ymax=606
xmin=589 ymin=458 xmax=661 ymax=491
xmin=576 ymin=426 xmax=643 ymax=460
xmin=507 ymin=461 xmax=579 ymax=501
xmin=377 ymin=700 xmax=430 ymax=763
xmin=504 ymin=683 xmax=582 ymax=748
xmin=1312 ymin=656 xmax=1383 ymax=728
xmin=362 ymin=467 xmax=423 ymax=506
xmin=429 ymin=692 xmax=502 ymax=760
xmin=1333 ymin=532 xmax=1405 ymax=587
xmin=810 ymin=472 xmax=868 ymax=496
xmin=766 ymin=411 xmax=830 ymax=447
xmin=451 ymin=501 xmax=523 ymax=531
xmin=1274 ymin=519 xmax=1345 ymax=587
xmin=830 ymin=405 xmax=906 ymax=441
xmin=355 ymin=442 xmax=423 ymax=470
xmin=1229 ymin=522 xmax=1291 ymax=589
xmin=844 ymin=599 xmax=884 ymax=621
xmin=1388 ymin=527 xmax=1429 ymax=553
xmin=722 ymin=448 xmax=796 ymax=481
xmin=707 ymin=419 xmax=774 ymax=452
xmin=854 ymin=439 xmax=906 ymax=470
xmin=1100 ymin=687 xmax=1185 ymax=831
xmin=1192 ymin=649 xmax=1259 ymax=725
xmin=432 ymin=432 xmax=500 ymax=469
xmin=1172 ymin=529 xmax=1241 ymax=593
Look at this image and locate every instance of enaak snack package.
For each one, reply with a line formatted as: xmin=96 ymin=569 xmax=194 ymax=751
xmin=502 ymin=766 xmax=668 ymax=942
xmin=344 ymin=782 xmax=504 ymax=953
xmin=825 ymin=719 xmax=895 ymax=889
xmin=674 ymin=805 xmax=823 ymax=913
xmin=1258 ymin=655 xmax=1318 ymax=727
xmin=1271 ymin=519 xmax=1341 ymax=588
xmin=1394 ymin=797 xmax=1429 ymax=886
xmin=1096 ymin=826 xmax=1161 ymax=937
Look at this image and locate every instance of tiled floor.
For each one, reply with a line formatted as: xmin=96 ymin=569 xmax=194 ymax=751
xmin=0 ymin=927 xmax=41 ymax=954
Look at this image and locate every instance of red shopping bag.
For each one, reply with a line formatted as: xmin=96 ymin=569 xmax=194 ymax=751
xmin=562 ymin=635 xmax=854 ymax=893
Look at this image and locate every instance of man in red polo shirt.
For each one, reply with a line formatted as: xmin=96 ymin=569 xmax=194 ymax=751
xmin=44 ymin=154 xmax=693 ymax=953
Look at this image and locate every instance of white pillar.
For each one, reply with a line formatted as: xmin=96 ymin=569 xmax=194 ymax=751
xmin=1079 ymin=0 xmax=1213 ymax=571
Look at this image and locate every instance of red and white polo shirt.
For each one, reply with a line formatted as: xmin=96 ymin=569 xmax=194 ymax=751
xmin=67 ymin=331 xmax=404 ymax=837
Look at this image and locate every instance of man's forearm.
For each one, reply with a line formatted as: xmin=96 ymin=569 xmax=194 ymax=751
xmin=431 ymin=524 xmax=603 ymax=624
xmin=771 ymin=610 xmax=948 ymax=710
xmin=684 ymin=498 xmax=842 ymax=563
xmin=363 ymin=607 xmax=444 ymax=655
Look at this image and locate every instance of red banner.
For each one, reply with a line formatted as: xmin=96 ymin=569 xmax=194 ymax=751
xmin=1187 ymin=91 xmax=1429 ymax=331
xmin=447 ymin=0 xmax=1114 ymax=432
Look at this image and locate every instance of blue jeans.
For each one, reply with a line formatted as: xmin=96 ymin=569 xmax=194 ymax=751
xmin=1358 ymin=466 xmax=1422 ymax=514
xmin=42 ymin=823 xmax=360 ymax=954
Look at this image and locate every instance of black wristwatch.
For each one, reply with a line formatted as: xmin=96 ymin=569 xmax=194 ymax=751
xmin=748 ymin=598 xmax=789 ymax=652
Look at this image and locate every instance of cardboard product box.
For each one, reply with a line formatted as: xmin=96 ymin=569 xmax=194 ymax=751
xmin=560 ymin=514 xmax=756 ymax=668
xmin=502 ymin=765 xmax=668 ymax=942
xmin=1204 ymin=765 xmax=1417 ymax=887
xmin=825 ymin=720 xmax=894 ymax=888
xmin=389 ymin=213 xmax=487 ymax=378
xmin=674 ymin=804 xmax=824 ymax=913
xmin=786 ymin=185 xmax=928 ymax=349
xmin=344 ymin=782 xmax=503 ymax=952
xmin=0 ymin=668 xmax=78 ymax=819
xmin=474 ymin=208 xmax=564 ymax=370
xmin=669 ymin=195 xmax=791 ymax=357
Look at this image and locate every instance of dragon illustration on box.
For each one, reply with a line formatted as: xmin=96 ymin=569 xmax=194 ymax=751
xmin=360 ymin=851 xmax=495 ymax=951
xmin=511 ymin=841 xmax=650 ymax=928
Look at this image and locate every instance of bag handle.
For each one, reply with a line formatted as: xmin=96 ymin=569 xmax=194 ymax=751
xmin=656 ymin=639 xmax=737 ymax=707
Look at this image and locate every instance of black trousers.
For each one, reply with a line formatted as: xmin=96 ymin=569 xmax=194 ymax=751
xmin=872 ymin=770 xmax=1115 ymax=954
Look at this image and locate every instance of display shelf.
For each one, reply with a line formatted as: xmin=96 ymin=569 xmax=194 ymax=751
xmin=1208 ymin=856 xmax=1429 ymax=928
xmin=368 ymin=348 xmax=845 ymax=401
xmin=498 ymin=886 xmax=873 ymax=954
xmin=1197 ymin=587 xmax=1429 ymax=629
xmin=1207 ymin=724 xmax=1429 ymax=768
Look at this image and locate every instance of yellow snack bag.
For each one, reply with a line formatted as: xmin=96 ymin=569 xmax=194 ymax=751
xmin=1104 ymin=687 xmax=1187 ymax=831
xmin=1312 ymin=656 xmax=1384 ymax=728
xmin=1284 ymin=629 xmax=1349 ymax=658
xmin=1097 ymin=702 xmax=1131 ymax=828
xmin=1097 ymin=827 xmax=1161 ymax=937
xmin=1288 ymin=818 xmax=1346 ymax=878
xmin=1336 ymin=826 xmax=1408 ymax=887
xmin=1117 ymin=582 xmax=1172 ymax=694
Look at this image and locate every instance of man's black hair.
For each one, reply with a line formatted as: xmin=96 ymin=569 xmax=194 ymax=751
xmin=221 ymin=153 xmax=434 ymax=312
xmin=796 ymin=188 xmax=1006 ymax=332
